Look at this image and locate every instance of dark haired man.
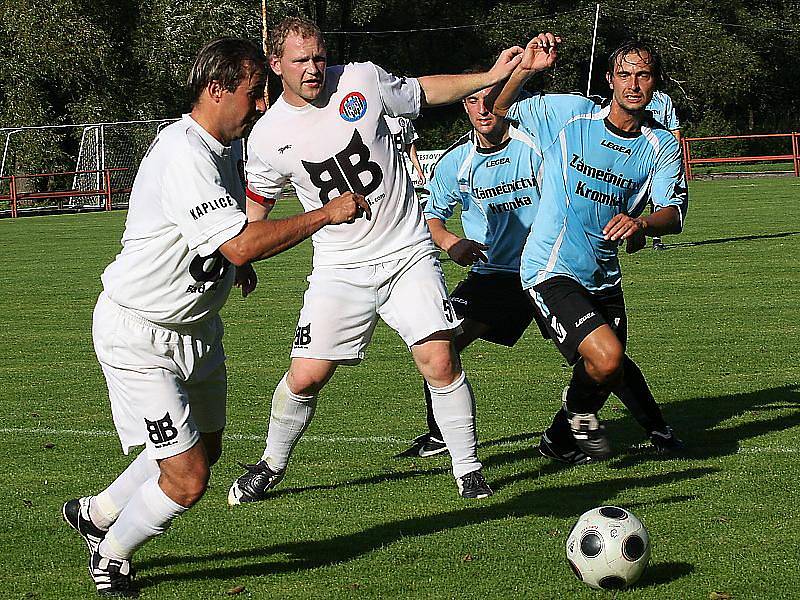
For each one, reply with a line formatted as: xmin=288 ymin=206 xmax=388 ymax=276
xmin=62 ymin=37 xmax=369 ymax=597
xmin=493 ymin=37 xmax=688 ymax=461
xmin=229 ymin=17 xmax=526 ymax=503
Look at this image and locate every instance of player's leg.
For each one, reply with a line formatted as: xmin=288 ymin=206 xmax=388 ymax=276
xmin=227 ymin=358 xmax=337 ymax=505
xmin=530 ymin=278 xmax=623 ymax=460
xmin=382 ymin=254 xmax=490 ymax=498
xmin=408 ymin=319 xmax=488 ymax=458
xmin=588 ymin=291 xmax=683 ymax=451
xmin=64 ymin=296 xmax=226 ymax=596
xmin=229 ymin=265 xmax=375 ymax=505
xmin=411 ymin=335 xmax=491 ymax=498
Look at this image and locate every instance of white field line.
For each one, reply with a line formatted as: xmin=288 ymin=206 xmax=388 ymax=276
xmin=0 ymin=427 xmax=798 ymax=453
xmin=0 ymin=427 xmax=405 ymax=444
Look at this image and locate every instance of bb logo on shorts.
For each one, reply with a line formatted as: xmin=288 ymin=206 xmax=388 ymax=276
xmin=294 ymin=323 xmax=312 ymax=347
xmin=146 ymin=413 xmax=178 ymax=446
xmin=340 ymin=92 xmax=367 ymax=122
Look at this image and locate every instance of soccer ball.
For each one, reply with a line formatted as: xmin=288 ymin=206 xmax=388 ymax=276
xmin=565 ymin=506 xmax=650 ymax=590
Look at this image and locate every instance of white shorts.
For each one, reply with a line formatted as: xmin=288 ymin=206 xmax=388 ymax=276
xmin=92 ymin=292 xmax=227 ymax=460
xmin=291 ymin=251 xmax=459 ymax=362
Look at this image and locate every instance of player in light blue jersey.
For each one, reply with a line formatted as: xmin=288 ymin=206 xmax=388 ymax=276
xmin=647 ymin=89 xmax=680 ymax=133
xmin=401 ymin=79 xmax=545 ymax=458
xmin=646 ymin=89 xmax=681 ymax=249
xmin=494 ymin=36 xmax=688 ymax=461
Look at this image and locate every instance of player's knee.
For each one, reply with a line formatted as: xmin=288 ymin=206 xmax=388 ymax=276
xmin=160 ymin=460 xmax=210 ymax=507
xmin=421 ymin=351 xmax=461 ymax=386
xmin=287 ymin=373 xmax=326 ymax=396
xmin=588 ymin=350 xmax=623 ymax=385
xmin=175 ymin=465 xmax=210 ymax=507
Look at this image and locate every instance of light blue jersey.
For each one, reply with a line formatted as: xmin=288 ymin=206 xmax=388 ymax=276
xmin=424 ymin=125 xmax=542 ymax=274
xmin=508 ymin=93 xmax=688 ymax=292
xmin=646 ymin=90 xmax=680 ymax=131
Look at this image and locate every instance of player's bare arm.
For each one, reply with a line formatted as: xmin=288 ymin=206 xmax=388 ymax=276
xmin=426 ymin=218 xmax=488 ymax=266
xmin=491 ymin=33 xmax=561 ymax=117
xmin=417 ymin=46 xmax=524 ymax=107
xmin=219 ymin=192 xmax=370 ymax=265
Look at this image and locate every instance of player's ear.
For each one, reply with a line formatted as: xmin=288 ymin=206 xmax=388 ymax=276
xmin=208 ymin=80 xmax=224 ymax=102
xmin=269 ymin=55 xmax=282 ymax=77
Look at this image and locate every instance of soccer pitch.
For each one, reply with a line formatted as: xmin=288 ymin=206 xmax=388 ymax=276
xmin=1 ymin=177 xmax=798 ymax=598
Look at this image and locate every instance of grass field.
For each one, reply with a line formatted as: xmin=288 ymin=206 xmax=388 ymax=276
xmin=1 ymin=176 xmax=799 ymax=599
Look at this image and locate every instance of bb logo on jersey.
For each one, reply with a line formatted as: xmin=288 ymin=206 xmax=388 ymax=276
xmin=146 ymin=413 xmax=178 ymax=447
xmin=340 ymin=91 xmax=368 ymax=122
xmin=294 ymin=323 xmax=312 ymax=348
xmin=302 ymin=130 xmax=383 ymax=204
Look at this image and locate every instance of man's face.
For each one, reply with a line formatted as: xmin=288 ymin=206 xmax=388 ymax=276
xmin=270 ymin=33 xmax=327 ymax=106
xmin=608 ymin=50 xmax=657 ymax=112
xmin=463 ymin=87 xmax=505 ymax=140
xmin=219 ymin=65 xmax=267 ymax=141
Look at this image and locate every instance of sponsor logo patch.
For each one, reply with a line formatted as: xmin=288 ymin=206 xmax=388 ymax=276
xmin=146 ymin=413 xmax=179 ymax=447
xmin=575 ymin=311 xmax=596 ymax=328
xmin=340 ymin=91 xmax=368 ymax=122
xmin=294 ymin=323 xmax=312 ymax=348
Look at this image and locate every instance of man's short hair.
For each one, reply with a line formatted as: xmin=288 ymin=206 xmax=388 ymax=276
xmin=269 ymin=16 xmax=325 ymax=59
xmin=607 ymin=40 xmax=664 ymax=88
xmin=187 ymin=37 xmax=265 ymax=105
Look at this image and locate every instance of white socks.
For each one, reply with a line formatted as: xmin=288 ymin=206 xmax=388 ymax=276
xmin=262 ymin=373 xmax=317 ymax=472
xmin=428 ymin=371 xmax=482 ymax=479
xmin=90 ymin=450 xmax=160 ymax=530
xmin=99 ymin=477 xmax=187 ymax=560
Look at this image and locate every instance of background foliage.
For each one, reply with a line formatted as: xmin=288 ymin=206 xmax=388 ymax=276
xmin=1 ymin=0 xmax=799 ymax=164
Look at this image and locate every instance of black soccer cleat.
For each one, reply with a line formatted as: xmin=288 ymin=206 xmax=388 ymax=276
xmin=652 ymin=238 xmax=666 ymax=250
xmin=567 ymin=411 xmax=612 ymax=460
xmin=649 ymin=425 xmax=685 ymax=453
xmin=538 ymin=433 xmax=593 ymax=465
xmin=227 ymin=460 xmax=286 ymax=506
xmin=89 ymin=550 xmax=137 ymax=597
xmin=457 ymin=470 xmax=493 ymax=499
xmin=63 ymin=497 xmax=107 ymax=554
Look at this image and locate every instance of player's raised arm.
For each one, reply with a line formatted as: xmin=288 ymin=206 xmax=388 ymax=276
xmin=417 ymin=45 xmax=524 ymax=107
xmin=491 ymin=33 xmax=561 ymax=117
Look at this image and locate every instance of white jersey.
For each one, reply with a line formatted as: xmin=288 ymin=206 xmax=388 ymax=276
xmin=246 ymin=61 xmax=435 ymax=268
xmin=385 ymin=115 xmax=419 ymax=150
xmin=101 ymin=115 xmax=247 ymax=325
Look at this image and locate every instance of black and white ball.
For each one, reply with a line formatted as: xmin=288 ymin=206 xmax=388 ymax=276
xmin=565 ymin=506 xmax=650 ymax=590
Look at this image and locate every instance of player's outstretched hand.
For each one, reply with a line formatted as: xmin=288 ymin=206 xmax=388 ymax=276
xmin=488 ymin=45 xmax=525 ymax=83
xmin=603 ymin=214 xmax=647 ymax=248
xmin=324 ymin=192 xmax=372 ymax=225
xmin=448 ymin=238 xmax=489 ymax=266
xmin=235 ymin=263 xmax=258 ymax=297
xmin=518 ymin=33 xmax=562 ymax=74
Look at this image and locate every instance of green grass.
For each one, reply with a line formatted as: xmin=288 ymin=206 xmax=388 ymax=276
xmin=1 ymin=176 xmax=799 ymax=599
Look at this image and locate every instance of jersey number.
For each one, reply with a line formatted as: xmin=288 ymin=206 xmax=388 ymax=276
xmin=302 ymin=130 xmax=383 ymax=204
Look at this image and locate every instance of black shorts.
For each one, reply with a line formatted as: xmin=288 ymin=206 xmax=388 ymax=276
xmin=529 ymin=276 xmax=627 ymax=365
xmin=450 ymin=272 xmax=538 ymax=346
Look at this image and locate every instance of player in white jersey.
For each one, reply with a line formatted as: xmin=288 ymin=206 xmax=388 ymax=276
xmin=401 ymin=79 xmax=544 ymax=458
xmin=228 ymin=16 xmax=526 ymax=503
xmin=385 ymin=115 xmax=426 ymax=185
xmin=61 ymin=38 xmax=369 ymax=597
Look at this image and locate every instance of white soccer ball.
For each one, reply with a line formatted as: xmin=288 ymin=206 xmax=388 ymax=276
xmin=565 ymin=506 xmax=651 ymax=590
